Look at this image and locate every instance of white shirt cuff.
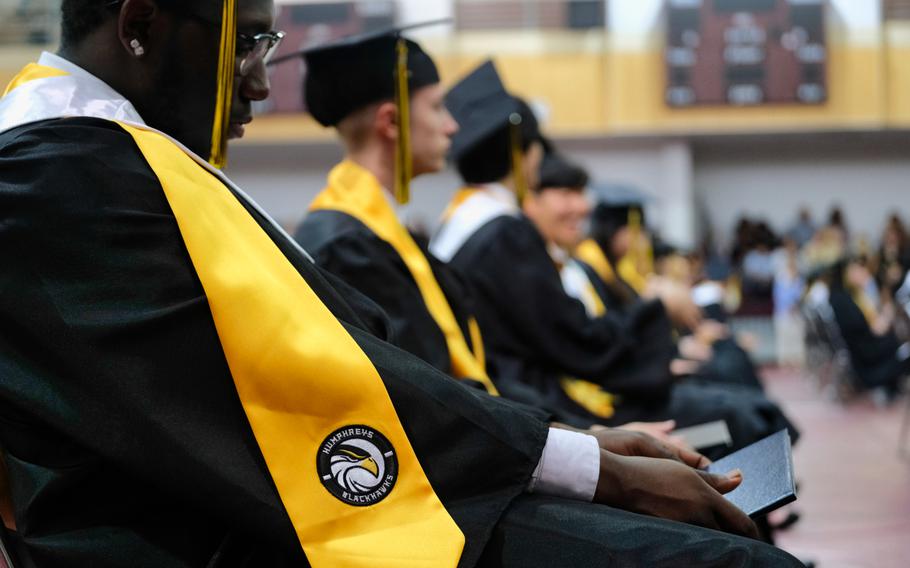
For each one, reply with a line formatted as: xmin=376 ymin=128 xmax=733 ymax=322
xmin=528 ymin=427 xmax=600 ymax=502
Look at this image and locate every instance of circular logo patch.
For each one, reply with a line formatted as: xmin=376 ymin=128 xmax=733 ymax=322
xmin=317 ymin=425 xmax=398 ymax=506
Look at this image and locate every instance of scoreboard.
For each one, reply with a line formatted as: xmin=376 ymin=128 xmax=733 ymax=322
xmin=665 ymin=0 xmax=827 ymax=107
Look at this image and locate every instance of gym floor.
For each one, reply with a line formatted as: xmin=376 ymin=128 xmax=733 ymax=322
xmin=765 ymin=367 xmax=910 ymax=568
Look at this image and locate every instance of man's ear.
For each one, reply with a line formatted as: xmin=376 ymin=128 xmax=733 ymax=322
xmin=374 ymin=101 xmax=399 ymax=143
xmin=117 ymin=0 xmax=162 ymax=58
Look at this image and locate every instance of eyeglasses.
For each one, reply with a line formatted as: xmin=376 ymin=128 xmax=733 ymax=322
xmin=237 ymin=31 xmax=285 ymax=76
xmin=104 ymin=1 xmax=284 ymax=76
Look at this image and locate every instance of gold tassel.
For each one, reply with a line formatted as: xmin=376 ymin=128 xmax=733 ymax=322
xmin=623 ymin=207 xmax=654 ymax=285
xmin=208 ymin=0 xmax=237 ymax=169
xmin=629 ymin=208 xmax=641 ymax=231
xmin=509 ymin=113 xmax=527 ymax=206
xmin=393 ymin=38 xmax=412 ymax=205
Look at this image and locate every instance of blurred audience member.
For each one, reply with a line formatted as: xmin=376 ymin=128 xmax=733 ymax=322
xmin=801 ymin=221 xmax=846 ymax=274
xmin=827 ymin=259 xmax=909 ymax=399
xmin=875 ymin=213 xmax=910 ymax=299
xmin=787 ymin=208 xmax=815 ymax=249
xmin=773 ymin=240 xmax=806 ymax=366
xmin=825 ymin=206 xmax=849 ymax=247
xmin=738 ymin=221 xmax=779 ymax=314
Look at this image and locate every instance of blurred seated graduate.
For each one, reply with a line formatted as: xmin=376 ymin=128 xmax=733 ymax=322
xmin=826 ymin=258 xmax=910 ymax=398
xmin=431 ymin=61 xmax=795 ymax=453
xmin=0 ymin=3 xmax=801 ymax=566
xmin=531 ymin=153 xmax=800 ymax=453
xmin=265 ymin=26 xmax=804 ymax=565
xmin=579 ymin=180 xmax=767 ymax=393
xmin=288 ymin=27 xmax=675 ymax=434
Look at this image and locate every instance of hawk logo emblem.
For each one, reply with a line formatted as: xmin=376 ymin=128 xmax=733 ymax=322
xmin=317 ymin=425 xmax=398 ymax=506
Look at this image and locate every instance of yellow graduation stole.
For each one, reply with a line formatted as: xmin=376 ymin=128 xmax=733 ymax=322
xmin=125 ymin=127 xmax=465 ymax=566
xmin=1 ymin=62 xmax=66 ymax=96
xmin=851 ymin=286 xmax=878 ymax=327
xmin=558 ymin=259 xmax=615 ymax=419
xmin=311 ymin=161 xmax=499 ymax=396
xmin=576 ymin=237 xmax=650 ymax=296
xmin=618 ymin=212 xmax=654 ymax=294
xmin=575 ymin=239 xmax=617 ymax=285
xmin=4 ymin=65 xmax=464 ymax=567
xmin=579 ymin=276 xmax=607 ymax=319
xmin=439 ymin=187 xmax=482 ymax=223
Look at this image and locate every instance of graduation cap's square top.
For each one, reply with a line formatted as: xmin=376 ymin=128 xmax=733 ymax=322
xmin=270 ymin=22 xmax=446 ymax=127
xmin=445 ymin=60 xmax=524 ymax=161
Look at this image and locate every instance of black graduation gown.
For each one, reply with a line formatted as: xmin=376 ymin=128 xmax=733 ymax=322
xmin=295 ymin=210 xmax=592 ymax=427
xmin=576 ymin=260 xmax=766 ymax=393
xmin=295 ymin=211 xmax=475 ymax=380
xmin=829 ymin=288 xmax=908 ymax=391
xmin=0 ymin=118 xmax=802 ymax=568
xmin=0 ymin=118 xmax=548 ymax=567
xmin=450 ymin=216 xmax=677 ymax=399
xmin=448 ymin=215 xmax=796 ymax=452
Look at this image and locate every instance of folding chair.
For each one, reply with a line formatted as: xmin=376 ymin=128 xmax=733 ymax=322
xmin=814 ymin=302 xmax=858 ymax=402
xmin=801 ymin=303 xmax=833 ymax=387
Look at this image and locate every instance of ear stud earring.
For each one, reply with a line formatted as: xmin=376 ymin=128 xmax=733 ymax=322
xmin=129 ymin=39 xmax=145 ymax=57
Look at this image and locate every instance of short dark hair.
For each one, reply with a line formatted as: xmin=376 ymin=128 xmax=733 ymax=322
xmin=60 ymin=0 xmax=188 ymax=48
xmin=60 ymin=0 xmax=113 ymax=48
xmin=537 ymin=153 xmax=589 ymax=192
xmin=455 ymin=101 xmax=541 ymax=185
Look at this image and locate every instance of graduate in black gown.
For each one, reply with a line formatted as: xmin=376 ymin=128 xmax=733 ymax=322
xmin=0 ymin=2 xmax=802 ymax=567
xmin=289 ymin=27 xmax=598 ymax=423
xmin=827 ymin=259 xmax=910 ymax=396
xmin=581 ymin=182 xmax=768 ymax=393
xmin=431 ymin=60 xmax=798 ymax=453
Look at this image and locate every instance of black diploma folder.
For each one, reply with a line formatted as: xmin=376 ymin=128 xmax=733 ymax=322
xmin=706 ymin=429 xmax=797 ymax=517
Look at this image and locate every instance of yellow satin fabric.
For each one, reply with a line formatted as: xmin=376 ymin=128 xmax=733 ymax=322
xmin=559 ymin=376 xmax=615 ymax=419
xmin=2 ymin=63 xmax=66 ymax=96
xmin=575 ymin=239 xmax=617 ymax=285
xmin=618 ymin=255 xmax=650 ymax=295
xmin=576 ymin=237 xmax=651 ymax=297
xmin=311 ymin=161 xmax=499 ymax=396
xmin=439 ymin=187 xmax=482 ymax=223
xmin=582 ymin=279 xmax=607 ymax=319
xmin=559 ymin=258 xmax=615 ymax=420
xmin=122 ymin=128 xmax=464 ymax=567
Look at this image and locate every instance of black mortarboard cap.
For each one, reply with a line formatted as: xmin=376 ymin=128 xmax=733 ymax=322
xmin=446 ymin=60 xmax=529 ymax=161
xmin=271 ymin=22 xmax=444 ymax=127
xmin=589 ymin=183 xmax=651 ymax=234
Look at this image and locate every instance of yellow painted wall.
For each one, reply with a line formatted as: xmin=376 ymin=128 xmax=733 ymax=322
xmin=439 ymin=53 xmax=607 ymax=135
xmin=886 ymin=22 xmax=910 ymax=127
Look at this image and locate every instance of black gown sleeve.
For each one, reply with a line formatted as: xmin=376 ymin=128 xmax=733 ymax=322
xmin=451 ymin=216 xmax=675 ymax=398
xmin=296 ymin=213 xmax=454 ymax=374
xmin=0 ymin=118 xmax=547 ymax=568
